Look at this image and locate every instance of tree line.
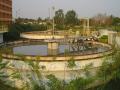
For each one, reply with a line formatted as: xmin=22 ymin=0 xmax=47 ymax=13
xmin=15 ymin=9 xmax=120 ymax=29
xmin=2 ymin=9 xmax=120 ymax=41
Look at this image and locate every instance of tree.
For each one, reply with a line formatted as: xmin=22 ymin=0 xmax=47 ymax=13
xmin=65 ymin=10 xmax=79 ymax=26
xmin=0 ymin=54 xmax=20 ymax=90
xmin=54 ymin=9 xmax=65 ymax=30
xmin=37 ymin=17 xmax=42 ymax=23
xmin=12 ymin=60 xmax=46 ymax=90
xmin=92 ymin=13 xmax=112 ymax=27
xmin=54 ymin=9 xmax=64 ymax=25
xmin=27 ymin=61 xmax=45 ymax=90
xmin=112 ymin=16 xmax=120 ymax=26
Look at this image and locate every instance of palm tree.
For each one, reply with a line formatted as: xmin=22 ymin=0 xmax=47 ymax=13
xmin=0 ymin=53 xmax=20 ymax=90
xmin=26 ymin=60 xmax=45 ymax=90
xmin=67 ymin=57 xmax=76 ymax=81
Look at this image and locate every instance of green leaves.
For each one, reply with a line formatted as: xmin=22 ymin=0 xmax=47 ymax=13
xmin=66 ymin=77 xmax=93 ymax=90
xmin=46 ymin=74 xmax=64 ymax=90
xmin=65 ymin=10 xmax=79 ymax=26
xmin=54 ymin=9 xmax=64 ymax=25
xmin=0 ymin=62 xmax=8 ymax=69
xmin=11 ymin=72 xmax=21 ymax=79
xmin=99 ymin=35 xmax=108 ymax=43
xmin=67 ymin=57 xmax=76 ymax=68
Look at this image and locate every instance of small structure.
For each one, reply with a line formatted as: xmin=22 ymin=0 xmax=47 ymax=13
xmin=108 ymin=32 xmax=117 ymax=45
xmin=83 ymin=18 xmax=91 ymax=36
xmin=0 ymin=25 xmax=8 ymax=43
xmin=48 ymin=40 xmax=59 ymax=55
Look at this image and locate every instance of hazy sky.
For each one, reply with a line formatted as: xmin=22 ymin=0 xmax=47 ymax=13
xmin=13 ymin=0 xmax=120 ymax=19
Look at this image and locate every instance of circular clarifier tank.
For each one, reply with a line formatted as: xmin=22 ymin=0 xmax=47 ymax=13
xmin=13 ymin=43 xmax=110 ymax=56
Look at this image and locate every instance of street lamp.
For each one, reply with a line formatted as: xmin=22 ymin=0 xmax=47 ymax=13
xmin=52 ymin=6 xmax=55 ymax=38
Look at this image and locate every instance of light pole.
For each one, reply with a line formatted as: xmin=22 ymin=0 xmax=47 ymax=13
xmin=52 ymin=6 xmax=55 ymax=38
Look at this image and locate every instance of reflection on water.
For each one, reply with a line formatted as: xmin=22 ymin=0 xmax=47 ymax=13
xmin=14 ymin=45 xmax=47 ymax=56
xmin=13 ymin=45 xmax=70 ymax=56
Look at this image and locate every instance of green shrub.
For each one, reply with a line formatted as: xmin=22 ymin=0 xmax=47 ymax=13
xmin=99 ymin=35 xmax=108 ymax=43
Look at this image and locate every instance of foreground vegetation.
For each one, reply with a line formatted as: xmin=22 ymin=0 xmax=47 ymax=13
xmin=0 ymin=48 xmax=120 ymax=90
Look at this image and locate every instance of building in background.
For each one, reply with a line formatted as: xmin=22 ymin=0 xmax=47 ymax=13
xmin=0 ymin=0 xmax=12 ymax=43
xmin=0 ymin=0 xmax=12 ymax=25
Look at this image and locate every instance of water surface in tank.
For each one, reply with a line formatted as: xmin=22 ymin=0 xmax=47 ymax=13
xmin=13 ymin=44 xmax=109 ymax=56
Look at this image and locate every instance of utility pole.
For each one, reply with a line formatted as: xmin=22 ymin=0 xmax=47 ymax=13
xmin=52 ymin=6 xmax=55 ymax=38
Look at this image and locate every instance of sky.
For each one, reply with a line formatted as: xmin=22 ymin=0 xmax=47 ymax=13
xmin=13 ymin=0 xmax=120 ymax=19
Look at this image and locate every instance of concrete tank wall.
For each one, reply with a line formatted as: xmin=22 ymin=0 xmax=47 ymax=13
xmin=3 ymin=55 xmax=107 ymax=89
xmin=116 ymin=35 xmax=120 ymax=48
xmin=21 ymin=33 xmax=65 ymax=39
xmin=3 ymin=56 xmax=104 ymax=80
xmin=99 ymin=29 xmax=116 ymax=36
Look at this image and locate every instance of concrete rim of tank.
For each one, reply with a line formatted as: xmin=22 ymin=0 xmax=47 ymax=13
xmin=1 ymin=40 xmax=113 ymax=62
xmin=20 ymin=31 xmax=77 ymax=40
